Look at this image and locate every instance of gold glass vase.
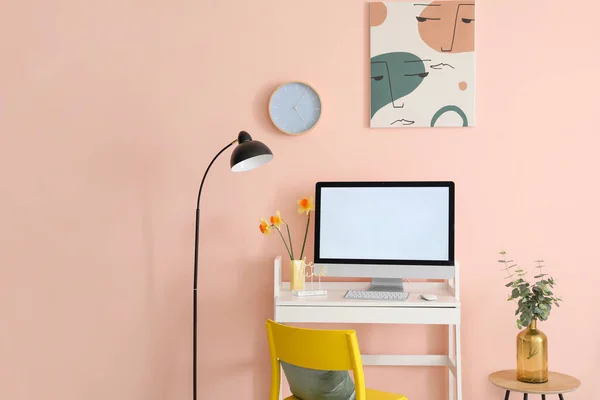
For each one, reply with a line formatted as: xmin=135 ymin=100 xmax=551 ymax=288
xmin=290 ymin=260 xmax=305 ymax=291
xmin=516 ymin=320 xmax=548 ymax=383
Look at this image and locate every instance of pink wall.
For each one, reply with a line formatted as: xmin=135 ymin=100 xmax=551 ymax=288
xmin=2 ymin=1 xmax=599 ymax=399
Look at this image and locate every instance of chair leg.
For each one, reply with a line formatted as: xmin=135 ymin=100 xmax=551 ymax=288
xmin=278 ymin=366 xmax=283 ymax=400
xmin=504 ymin=390 xmax=510 ymax=400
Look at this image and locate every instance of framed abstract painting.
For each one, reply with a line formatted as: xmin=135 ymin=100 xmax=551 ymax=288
xmin=370 ymin=1 xmax=475 ymax=128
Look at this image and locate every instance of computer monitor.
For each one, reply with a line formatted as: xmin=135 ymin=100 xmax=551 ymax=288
xmin=314 ymin=181 xmax=455 ymax=287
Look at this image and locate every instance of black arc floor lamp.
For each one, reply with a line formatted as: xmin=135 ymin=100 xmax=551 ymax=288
xmin=193 ymin=130 xmax=273 ymax=400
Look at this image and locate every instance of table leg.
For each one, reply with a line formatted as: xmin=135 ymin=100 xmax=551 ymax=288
xmin=504 ymin=390 xmax=510 ymax=400
xmin=559 ymin=394 xmax=564 ymax=400
xmin=523 ymin=393 xmax=528 ymax=400
xmin=542 ymin=395 xmax=546 ymax=400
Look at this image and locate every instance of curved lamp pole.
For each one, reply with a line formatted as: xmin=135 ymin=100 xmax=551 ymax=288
xmin=193 ymin=131 xmax=273 ymax=400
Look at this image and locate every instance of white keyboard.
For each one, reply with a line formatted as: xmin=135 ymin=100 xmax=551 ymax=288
xmin=344 ymin=290 xmax=409 ymax=301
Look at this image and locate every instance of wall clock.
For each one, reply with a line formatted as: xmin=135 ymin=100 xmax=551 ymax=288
xmin=268 ymin=81 xmax=322 ymax=135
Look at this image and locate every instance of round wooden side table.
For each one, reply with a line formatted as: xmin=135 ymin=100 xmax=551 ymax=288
xmin=489 ymin=370 xmax=581 ymax=400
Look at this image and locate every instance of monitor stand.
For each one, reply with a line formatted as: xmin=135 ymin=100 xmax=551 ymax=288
xmin=367 ymin=278 xmax=405 ymax=293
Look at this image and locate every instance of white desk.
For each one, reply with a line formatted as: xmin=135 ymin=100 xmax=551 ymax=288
xmin=273 ymin=256 xmax=463 ymax=400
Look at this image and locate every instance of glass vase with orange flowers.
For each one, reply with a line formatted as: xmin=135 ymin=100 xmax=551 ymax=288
xmin=259 ymin=196 xmax=315 ymax=291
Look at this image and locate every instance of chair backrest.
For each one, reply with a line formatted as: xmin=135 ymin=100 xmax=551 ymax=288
xmin=266 ymin=319 xmax=366 ymax=400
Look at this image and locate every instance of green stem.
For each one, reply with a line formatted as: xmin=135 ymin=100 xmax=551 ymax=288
xmin=300 ymin=212 xmax=311 ymax=259
xmin=285 ymin=222 xmax=295 ymax=259
xmin=275 ymin=228 xmax=293 ymax=259
xmin=502 ymin=252 xmax=519 ymax=306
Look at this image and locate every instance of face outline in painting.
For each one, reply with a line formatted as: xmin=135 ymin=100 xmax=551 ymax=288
xmin=370 ymin=52 xmax=429 ymax=118
xmin=415 ymin=1 xmax=475 ymax=53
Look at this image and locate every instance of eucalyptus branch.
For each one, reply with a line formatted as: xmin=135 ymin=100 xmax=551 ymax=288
xmin=499 ymin=251 xmax=520 ymax=304
xmin=498 ymin=251 xmax=562 ymax=329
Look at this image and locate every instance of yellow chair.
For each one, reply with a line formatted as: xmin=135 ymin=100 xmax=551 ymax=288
xmin=266 ymin=319 xmax=407 ymax=400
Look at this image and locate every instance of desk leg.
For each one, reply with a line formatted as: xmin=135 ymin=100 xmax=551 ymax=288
xmin=455 ymin=324 xmax=463 ymax=400
xmin=448 ymin=323 xmax=462 ymax=400
xmin=448 ymin=324 xmax=455 ymax=400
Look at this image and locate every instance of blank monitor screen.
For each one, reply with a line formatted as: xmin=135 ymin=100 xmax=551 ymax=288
xmin=314 ymin=182 xmax=454 ymax=266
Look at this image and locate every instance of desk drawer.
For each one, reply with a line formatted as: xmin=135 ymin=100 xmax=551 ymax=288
xmin=275 ymin=305 xmax=460 ymax=325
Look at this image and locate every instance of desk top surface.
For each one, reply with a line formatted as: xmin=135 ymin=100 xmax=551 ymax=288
xmin=276 ymin=281 xmax=459 ymax=308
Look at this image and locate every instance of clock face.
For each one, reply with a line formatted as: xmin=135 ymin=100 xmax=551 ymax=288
xmin=268 ymin=82 xmax=322 ymax=135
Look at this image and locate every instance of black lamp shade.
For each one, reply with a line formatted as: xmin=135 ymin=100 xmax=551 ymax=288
xmin=230 ymin=131 xmax=274 ymax=172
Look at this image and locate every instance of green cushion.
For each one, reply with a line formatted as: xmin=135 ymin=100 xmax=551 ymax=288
xmin=281 ymin=361 xmax=356 ymax=400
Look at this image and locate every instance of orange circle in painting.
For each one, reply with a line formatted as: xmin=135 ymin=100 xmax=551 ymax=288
xmin=458 ymin=81 xmax=468 ymax=91
xmin=371 ymin=2 xmax=388 ymax=26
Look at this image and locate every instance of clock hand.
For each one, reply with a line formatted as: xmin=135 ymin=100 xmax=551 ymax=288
xmin=293 ymin=87 xmax=309 ymax=110
xmin=294 ymin=108 xmax=308 ymax=130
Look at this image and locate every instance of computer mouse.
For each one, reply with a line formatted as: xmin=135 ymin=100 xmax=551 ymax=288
xmin=420 ymin=294 xmax=438 ymax=301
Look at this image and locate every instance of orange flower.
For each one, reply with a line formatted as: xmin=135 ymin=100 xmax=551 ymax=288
xmin=297 ymin=196 xmax=315 ymax=215
xmin=270 ymin=211 xmax=283 ymax=228
xmin=259 ymin=218 xmax=271 ymax=235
